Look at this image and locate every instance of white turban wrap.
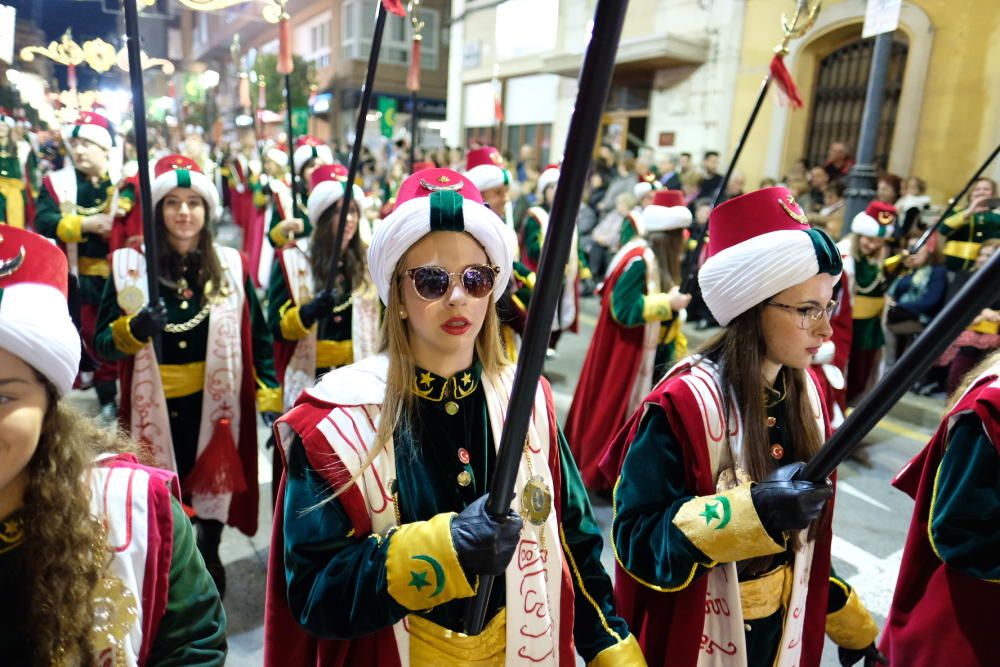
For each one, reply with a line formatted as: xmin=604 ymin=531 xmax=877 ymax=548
xmin=0 ymin=282 xmax=80 ymax=397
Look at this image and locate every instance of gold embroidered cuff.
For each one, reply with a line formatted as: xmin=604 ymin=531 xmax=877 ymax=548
xmin=386 ymin=512 xmax=475 ymax=611
xmin=672 ymin=484 xmax=784 ymax=564
xmin=942 ymin=210 xmax=967 ymax=230
xmin=316 ymin=339 xmax=353 ymax=368
xmin=944 ymin=240 xmax=981 ymax=262
xmin=256 ymin=386 xmax=283 ymax=413
xmin=56 ymin=213 xmax=84 ymax=244
xmin=116 ymin=196 xmax=134 ymax=215
xmin=587 ymin=633 xmax=646 ymax=667
xmin=642 ymin=292 xmax=674 ymax=323
xmin=110 ymin=315 xmax=146 ymax=356
xmin=269 ymin=222 xmax=291 ymax=247
xmin=826 ymin=586 xmax=879 ymax=650
xmin=279 ymin=303 xmax=312 ymax=340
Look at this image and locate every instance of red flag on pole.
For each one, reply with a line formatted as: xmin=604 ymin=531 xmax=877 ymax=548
xmin=406 ymin=37 xmax=422 ymax=92
xmin=381 ymin=0 xmax=406 ymax=16
xmin=769 ymin=53 xmax=803 ymax=108
xmin=277 ymin=18 xmax=293 ymax=74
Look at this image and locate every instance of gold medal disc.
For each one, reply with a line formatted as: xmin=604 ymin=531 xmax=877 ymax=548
xmin=520 ymin=475 xmax=552 ymax=526
xmin=117 ymin=285 xmax=146 ymax=315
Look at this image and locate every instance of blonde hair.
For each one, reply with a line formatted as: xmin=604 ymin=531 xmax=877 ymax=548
xmin=326 ymin=251 xmax=510 ymax=501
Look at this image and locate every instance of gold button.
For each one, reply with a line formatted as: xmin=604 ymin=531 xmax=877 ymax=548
xmin=445 ymin=401 xmax=459 ymax=415
xmin=766 ymin=416 xmax=776 ymax=427
xmin=457 ymin=471 xmax=472 ymax=487
xmin=178 ymin=340 xmax=187 ymax=349
xmin=180 ymin=300 xmax=189 ymax=310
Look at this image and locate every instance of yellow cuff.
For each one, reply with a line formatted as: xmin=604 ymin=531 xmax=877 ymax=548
xmin=256 ymin=386 xmax=283 ymax=413
xmin=269 ymin=222 xmax=291 ymax=246
xmin=587 ymin=634 xmax=646 ymax=667
xmin=642 ymin=292 xmax=674 ymax=322
xmin=386 ymin=513 xmax=475 ymax=611
xmin=110 ymin=315 xmax=146 ymax=355
xmin=580 ymin=266 xmax=593 ymax=281
xmin=826 ymin=586 xmax=879 ymax=650
xmin=253 ymin=191 xmax=269 ymax=209
xmin=279 ymin=302 xmax=313 ymax=340
xmin=672 ymin=483 xmax=785 ymax=563
xmin=942 ymin=210 xmax=967 ymax=230
xmin=116 ymin=197 xmax=134 ymax=214
xmin=944 ymin=240 xmax=981 ymax=262
xmin=57 ymin=213 xmax=84 ymax=243
xmin=524 ymin=271 xmax=536 ymax=289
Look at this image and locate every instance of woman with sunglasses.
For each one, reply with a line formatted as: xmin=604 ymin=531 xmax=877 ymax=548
xmin=601 ymin=187 xmax=883 ymax=667
xmin=94 ymin=155 xmax=281 ymax=598
xmin=0 ymin=226 xmax=225 ymax=665
xmin=263 ymin=168 xmax=644 ymax=666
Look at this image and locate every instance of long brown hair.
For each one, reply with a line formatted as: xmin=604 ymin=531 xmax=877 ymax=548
xmin=310 ymin=199 xmax=368 ymax=291
xmin=698 ymin=303 xmax=826 ymax=542
xmin=21 ymin=378 xmax=133 ymax=665
xmin=154 ymin=199 xmax=225 ymax=298
xmin=647 ymin=229 xmax=684 ymax=288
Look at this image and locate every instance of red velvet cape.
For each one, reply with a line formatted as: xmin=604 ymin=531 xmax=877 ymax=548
xmin=597 ymin=363 xmax=834 ymax=667
xmin=263 ymin=378 xmax=578 ymax=667
xmin=880 ymin=372 xmax=1000 ymax=666
xmin=117 ymin=253 xmax=260 ymax=536
xmin=565 ymin=244 xmax=649 ymax=491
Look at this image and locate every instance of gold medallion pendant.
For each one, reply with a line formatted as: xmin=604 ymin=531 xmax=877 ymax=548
xmin=116 ymin=285 xmax=145 ymax=316
xmin=520 ymin=475 xmax=552 ymax=526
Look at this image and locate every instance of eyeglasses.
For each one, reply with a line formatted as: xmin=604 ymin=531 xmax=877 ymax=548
xmin=403 ymin=264 xmax=500 ymax=301
xmin=765 ymin=299 xmax=838 ymax=329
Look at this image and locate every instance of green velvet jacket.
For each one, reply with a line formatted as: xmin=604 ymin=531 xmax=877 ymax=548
xmin=522 ymin=207 xmax=591 ymax=274
xmin=266 ymin=186 xmax=310 ymax=247
xmin=609 ymin=255 xmax=681 ymax=381
xmin=0 ymin=497 xmax=226 ymax=665
xmin=943 ymin=209 xmax=1000 ymax=272
xmin=929 ymin=413 xmax=1000 ymax=578
xmin=853 ymin=253 xmax=887 ymax=350
xmin=34 ymin=169 xmax=113 ymax=304
xmin=283 ymin=363 xmax=631 ymax=662
xmin=614 ymin=394 xmax=864 ymax=667
xmin=265 ymin=258 xmax=352 ymax=347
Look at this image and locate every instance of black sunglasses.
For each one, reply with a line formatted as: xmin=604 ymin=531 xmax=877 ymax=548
xmin=403 ymin=264 xmax=500 ymax=301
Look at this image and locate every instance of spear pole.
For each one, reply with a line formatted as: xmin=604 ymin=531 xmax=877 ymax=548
xmin=462 ymin=0 xmax=631 ymax=635
xmin=122 ymin=0 xmax=161 ymax=358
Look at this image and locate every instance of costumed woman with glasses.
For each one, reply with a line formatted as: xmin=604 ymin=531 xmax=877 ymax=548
xmin=601 ymin=187 xmax=885 ymax=667
xmin=94 ymin=155 xmax=281 ymax=598
xmin=263 ymin=168 xmax=645 ymax=666
xmin=0 ymin=226 xmax=225 ymax=665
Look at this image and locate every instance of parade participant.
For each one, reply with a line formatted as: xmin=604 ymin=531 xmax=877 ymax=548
xmin=35 ymin=111 xmax=119 ymax=420
xmin=941 ymin=177 xmax=1000 ymax=273
xmin=840 ymin=202 xmax=897 ymax=404
xmin=109 ymin=156 xmax=143 ymax=254
xmin=633 ymin=173 xmax=659 ymax=210
xmin=14 ymin=119 xmax=40 ymax=227
xmin=0 ymin=226 xmax=226 ymax=665
xmin=602 ymin=187 xmax=883 ymax=667
xmin=464 ymin=145 xmax=513 ymax=227
xmin=263 ymin=168 xmax=644 ymax=666
xmin=225 ymin=134 xmax=269 ymax=285
xmin=565 ymin=189 xmax=691 ymax=492
xmin=182 ymin=128 xmax=216 ymax=181
xmin=268 ymin=136 xmax=334 ymax=247
xmin=521 ymin=164 xmax=591 ymax=352
xmin=810 ymin=271 xmax=853 ymax=428
xmin=645 ymin=190 xmax=694 ymax=377
xmin=256 ymin=142 xmax=292 ymax=286
xmin=94 ymin=154 xmax=281 ymax=597
xmin=0 ymin=111 xmax=27 ymax=228
xmin=880 ymin=347 xmax=1000 ymax=666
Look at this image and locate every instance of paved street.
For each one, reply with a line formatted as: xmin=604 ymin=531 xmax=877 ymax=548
xmin=67 ymin=295 xmax=937 ymax=666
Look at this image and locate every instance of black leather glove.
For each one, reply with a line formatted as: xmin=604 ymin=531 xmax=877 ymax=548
xmin=838 ymin=643 xmax=888 ymax=667
xmin=450 ymin=495 xmax=523 ymax=577
xmin=261 ymin=411 xmax=281 ymax=427
xmin=298 ymin=290 xmax=337 ymax=328
xmin=129 ymin=302 xmax=167 ymax=342
xmin=750 ymin=461 xmax=833 ymax=535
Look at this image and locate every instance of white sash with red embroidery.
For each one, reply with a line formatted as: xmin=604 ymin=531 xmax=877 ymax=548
xmin=279 ymin=354 xmax=563 ymax=665
xmin=666 ymin=359 xmax=823 ymax=667
xmin=112 ymin=245 xmax=245 ymax=521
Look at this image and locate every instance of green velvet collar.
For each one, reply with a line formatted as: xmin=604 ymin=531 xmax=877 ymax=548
xmin=413 ymin=361 xmax=482 ymax=403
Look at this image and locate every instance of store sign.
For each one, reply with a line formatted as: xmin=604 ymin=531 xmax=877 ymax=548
xmin=862 ymin=0 xmax=901 ymax=38
xmin=0 ymin=5 xmax=15 ymax=65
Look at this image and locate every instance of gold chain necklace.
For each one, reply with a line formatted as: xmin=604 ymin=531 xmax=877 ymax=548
xmin=332 ymin=294 xmax=354 ymax=314
xmin=69 ymin=198 xmax=110 ymax=216
xmin=164 ymin=301 xmax=212 ymax=333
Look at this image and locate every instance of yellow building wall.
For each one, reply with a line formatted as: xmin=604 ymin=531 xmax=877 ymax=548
xmin=729 ymin=0 xmax=1000 ymax=203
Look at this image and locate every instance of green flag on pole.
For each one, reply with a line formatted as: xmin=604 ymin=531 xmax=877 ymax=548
xmin=378 ymin=96 xmax=397 ymax=138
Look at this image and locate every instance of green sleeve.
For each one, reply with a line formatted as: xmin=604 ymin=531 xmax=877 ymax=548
xmin=265 ymin=259 xmax=292 ymax=342
xmin=246 ymin=274 xmax=278 ymax=389
xmin=283 ymin=438 xmax=410 ymax=638
xmin=609 ymin=260 xmax=651 ymax=327
xmin=612 ymin=405 xmax=714 ymax=589
xmin=0 ymin=190 xmax=7 ymax=224
xmin=555 ymin=426 xmax=634 ymax=661
xmin=929 ymin=413 xmax=1000 ymax=580
xmin=146 ymin=497 xmax=227 ymax=666
xmin=524 ymin=214 xmax=542 ymax=266
xmin=33 ymin=179 xmax=61 ymax=238
xmin=94 ymin=277 xmax=129 ymax=362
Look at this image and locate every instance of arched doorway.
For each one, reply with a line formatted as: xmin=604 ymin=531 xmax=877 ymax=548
xmin=804 ymin=34 xmax=909 ymax=171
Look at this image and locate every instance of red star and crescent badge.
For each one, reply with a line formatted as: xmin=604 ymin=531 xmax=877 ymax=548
xmin=419 ymin=177 xmax=463 ymax=192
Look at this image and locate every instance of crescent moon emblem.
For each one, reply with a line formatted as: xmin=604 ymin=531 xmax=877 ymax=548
xmin=411 ymin=555 xmax=445 ymax=597
xmin=712 ymin=495 xmax=732 ymax=530
xmin=0 ymin=245 xmax=26 ymax=278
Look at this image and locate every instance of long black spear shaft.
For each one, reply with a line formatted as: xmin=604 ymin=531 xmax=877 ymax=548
xmin=122 ymin=0 xmax=161 ymax=358
xmin=463 ymin=0 xmax=630 ymax=635
xmin=679 ymin=73 xmax=772 ymax=294
xmin=409 ymin=91 xmax=417 ymax=172
xmin=284 ymin=73 xmax=299 ymax=215
xmin=322 ymin=2 xmax=388 ymax=294
xmin=800 ymin=247 xmax=1000 ymax=482
xmin=888 ymin=141 xmax=1000 ymax=275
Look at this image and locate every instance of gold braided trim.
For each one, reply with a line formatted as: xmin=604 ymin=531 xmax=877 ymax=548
xmin=164 ymin=301 xmax=211 ymax=333
xmin=559 ymin=525 xmax=624 ymax=644
xmin=408 ymin=608 xmax=505 ymax=665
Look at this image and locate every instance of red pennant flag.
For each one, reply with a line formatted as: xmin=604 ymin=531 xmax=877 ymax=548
xmin=381 ymin=0 xmax=406 ymax=17
xmin=277 ymin=19 xmax=293 ymax=74
xmin=182 ymin=419 xmax=248 ymax=496
xmin=769 ymin=53 xmax=803 ymax=109
xmin=406 ymin=38 xmax=422 ymax=92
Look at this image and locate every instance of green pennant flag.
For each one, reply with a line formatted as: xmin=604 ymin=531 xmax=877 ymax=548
xmin=378 ymin=97 xmax=397 ymax=138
